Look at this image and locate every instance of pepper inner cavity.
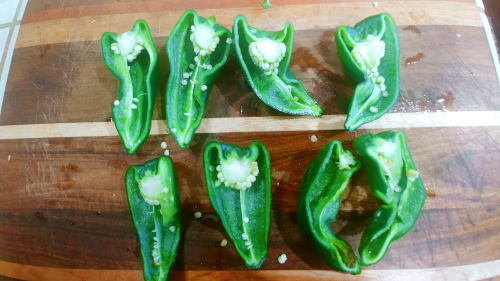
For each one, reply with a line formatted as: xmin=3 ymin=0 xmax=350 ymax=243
xmin=111 ymin=32 xmax=149 ymax=112
xmin=249 ymin=38 xmax=286 ymax=75
xmin=351 ymin=34 xmax=389 ymax=99
xmin=182 ymin=21 xmax=222 ymax=102
xmin=137 ymin=171 xmax=170 ymax=266
xmin=139 ymin=171 xmax=170 ymax=206
xmin=373 ymin=139 xmax=403 ymax=193
xmin=337 ymin=151 xmax=357 ymax=170
xmin=213 ymin=156 xmax=258 ymax=190
xmin=151 ymin=221 xmax=162 ymax=267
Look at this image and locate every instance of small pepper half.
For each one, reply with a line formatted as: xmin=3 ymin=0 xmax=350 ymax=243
xmin=125 ymin=155 xmax=181 ymax=281
xmin=203 ymin=140 xmax=272 ymax=268
xmin=166 ymin=10 xmax=232 ymax=149
xmin=297 ymin=140 xmax=361 ymax=274
xmin=336 ymin=13 xmax=400 ymax=131
xmin=353 ymin=130 xmax=426 ymax=266
xmin=102 ymin=19 xmax=159 ymax=154
xmin=233 ymin=15 xmax=323 ymax=117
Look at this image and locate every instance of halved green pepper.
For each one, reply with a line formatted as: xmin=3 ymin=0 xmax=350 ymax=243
xmin=102 ymin=19 xmax=159 ymax=154
xmin=166 ymin=10 xmax=232 ymax=149
xmin=353 ymin=130 xmax=426 ymax=266
xmin=125 ymin=155 xmax=181 ymax=281
xmin=233 ymin=15 xmax=323 ymax=117
xmin=297 ymin=141 xmax=361 ymax=274
xmin=336 ymin=13 xmax=400 ymax=131
xmin=203 ymin=140 xmax=271 ymax=268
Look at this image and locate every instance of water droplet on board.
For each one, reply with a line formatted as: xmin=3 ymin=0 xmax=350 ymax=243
xmin=405 ymin=53 xmax=424 ymax=65
xmin=403 ymin=25 xmax=421 ymax=35
xmin=34 ymin=211 xmax=48 ymax=222
xmin=426 ymin=189 xmax=436 ymax=197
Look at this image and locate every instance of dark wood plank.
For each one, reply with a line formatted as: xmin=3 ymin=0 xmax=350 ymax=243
xmin=0 ymin=207 xmax=498 ymax=270
xmin=0 ymin=276 xmax=25 ymax=281
xmin=484 ymin=0 xmax=500 ymax=42
xmin=2 ymin=25 xmax=499 ymax=125
xmin=1 ymin=128 xmax=499 ymax=211
xmin=0 ymin=128 xmax=499 ymax=270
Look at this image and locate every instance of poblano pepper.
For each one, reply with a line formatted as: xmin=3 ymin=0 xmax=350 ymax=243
xmin=297 ymin=141 xmax=361 ymax=274
xmin=166 ymin=10 xmax=232 ymax=149
xmin=125 ymin=155 xmax=181 ymax=281
xmin=233 ymin=15 xmax=323 ymax=117
xmin=336 ymin=13 xmax=400 ymax=131
xmin=101 ymin=19 xmax=159 ymax=154
xmin=353 ymin=130 xmax=426 ymax=266
xmin=203 ymin=140 xmax=271 ymax=268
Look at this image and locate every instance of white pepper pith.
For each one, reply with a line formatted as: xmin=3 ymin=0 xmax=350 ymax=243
xmin=248 ymin=39 xmax=286 ymax=75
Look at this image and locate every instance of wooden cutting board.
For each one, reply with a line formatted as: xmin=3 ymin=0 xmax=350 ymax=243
xmin=1 ymin=0 xmax=499 ymax=280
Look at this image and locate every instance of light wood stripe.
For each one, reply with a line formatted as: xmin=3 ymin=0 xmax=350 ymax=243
xmin=20 ymin=0 xmax=475 ymax=25
xmin=15 ymin=1 xmax=482 ymax=48
xmin=0 ymin=259 xmax=499 ymax=280
xmin=0 ymin=111 xmax=499 ymax=140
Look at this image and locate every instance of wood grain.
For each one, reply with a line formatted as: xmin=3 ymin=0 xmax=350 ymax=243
xmin=1 ymin=111 xmax=500 ymax=141
xmin=1 ymin=260 xmax=500 ymax=281
xmin=22 ymin=0 xmax=476 ymax=25
xmin=1 ymin=128 xmax=499 ymax=273
xmin=0 ymin=111 xmax=500 ymax=140
xmin=1 ymin=0 xmax=499 ymax=279
xmin=0 ymin=206 xmax=498 ymax=271
xmin=15 ymin=1 xmax=483 ymax=48
xmin=3 ymin=26 xmax=499 ymax=126
xmin=1 ymin=128 xmax=499 ymax=211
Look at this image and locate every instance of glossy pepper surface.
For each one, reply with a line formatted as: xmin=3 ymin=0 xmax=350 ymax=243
xmin=102 ymin=19 xmax=159 ymax=154
xmin=336 ymin=13 xmax=400 ymax=131
xmin=203 ymin=140 xmax=271 ymax=268
xmin=297 ymin=141 xmax=361 ymax=274
xmin=233 ymin=15 xmax=323 ymax=117
xmin=125 ymin=155 xmax=181 ymax=281
xmin=353 ymin=130 xmax=426 ymax=266
xmin=166 ymin=10 xmax=232 ymax=149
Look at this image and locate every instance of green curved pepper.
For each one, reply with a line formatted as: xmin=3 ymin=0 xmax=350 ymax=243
xmin=297 ymin=141 xmax=361 ymax=274
xmin=353 ymin=130 xmax=426 ymax=266
xmin=203 ymin=140 xmax=271 ymax=268
xmin=166 ymin=10 xmax=232 ymax=149
xmin=336 ymin=13 xmax=400 ymax=131
xmin=102 ymin=19 xmax=159 ymax=154
xmin=125 ymin=155 xmax=181 ymax=281
xmin=233 ymin=15 xmax=323 ymax=117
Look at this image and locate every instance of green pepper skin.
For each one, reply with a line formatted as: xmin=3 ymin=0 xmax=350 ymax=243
xmin=125 ymin=156 xmax=181 ymax=281
xmin=233 ymin=15 xmax=323 ymax=117
xmin=203 ymin=140 xmax=272 ymax=268
xmin=102 ymin=19 xmax=159 ymax=154
xmin=297 ymin=141 xmax=361 ymax=274
xmin=353 ymin=130 xmax=426 ymax=266
xmin=336 ymin=13 xmax=400 ymax=131
xmin=166 ymin=10 xmax=232 ymax=149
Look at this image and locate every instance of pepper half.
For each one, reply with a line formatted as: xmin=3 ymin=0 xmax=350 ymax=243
xmin=233 ymin=15 xmax=323 ymax=117
xmin=297 ymin=141 xmax=361 ymax=274
xmin=336 ymin=13 xmax=400 ymax=131
xmin=353 ymin=130 xmax=426 ymax=266
xmin=125 ymin=155 xmax=181 ymax=281
xmin=203 ymin=140 xmax=271 ymax=268
xmin=166 ymin=10 xmax=232 ymax=149
xmin=102 ymin=19 xmax=159 ymax=154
